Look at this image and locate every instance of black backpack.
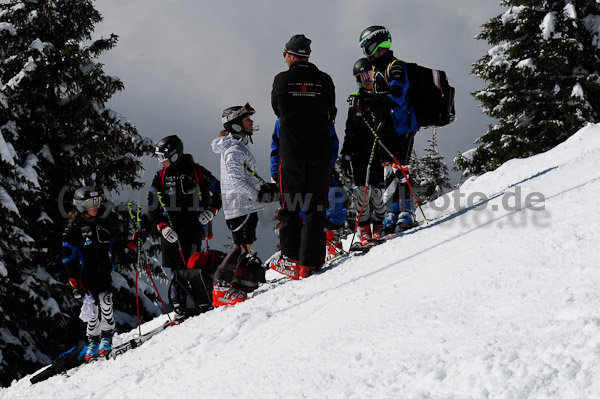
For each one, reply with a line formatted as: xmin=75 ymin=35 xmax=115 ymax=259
xmin=168 ymin=250 xmax=225 ymax=317
xmin=388 ymin=60 xmax=456 ymax=129
xmin=232 ymin=252 xmax=266 ymax=293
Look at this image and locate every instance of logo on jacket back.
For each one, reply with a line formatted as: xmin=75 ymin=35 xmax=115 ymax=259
xmin=287 ymin=82 xmax=322 ymax=98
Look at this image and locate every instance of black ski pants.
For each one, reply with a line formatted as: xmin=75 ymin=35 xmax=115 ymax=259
xmin=277 ymin=157 xmax=331 ymax=269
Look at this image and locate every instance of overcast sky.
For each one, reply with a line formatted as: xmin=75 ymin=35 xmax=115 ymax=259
xmin=93 ymin=0 xmax=503 ymax=256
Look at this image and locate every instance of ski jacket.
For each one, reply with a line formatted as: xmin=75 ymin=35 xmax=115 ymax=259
xmin=62 ymin=208 xmax=126 ymax=296
xmin=270 ymin=118 xmax=339 ymax=180
xmin=211 ymin=133 xmax=265 ymax=220
xmin=271 ymin=60 xmax=337 ymax=163
xmin=371 ymin=50 xmax=418 ymax=137
xmin=148 ymin=154 xmax=221 ymax=240
xmin=342 ymin=90 xmax=384 ymax=187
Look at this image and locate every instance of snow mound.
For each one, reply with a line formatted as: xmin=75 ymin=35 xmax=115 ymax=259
xmin=3 ymin=123 xmax=600 ymax=398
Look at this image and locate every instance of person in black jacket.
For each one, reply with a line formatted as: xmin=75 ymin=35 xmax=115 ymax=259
xmin=62 ymin=187 xmax=137 ymax=361
xmin=270 ymin=34 xmax=337 ymax=279
xmin=148 ymin=135 xmax=222 ymax=274
xmin=342 ymin=57 xmax=386 ymax=244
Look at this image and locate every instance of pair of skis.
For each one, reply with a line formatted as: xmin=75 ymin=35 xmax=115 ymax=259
xmin=107 ymin=317 xmax=186 ymax=360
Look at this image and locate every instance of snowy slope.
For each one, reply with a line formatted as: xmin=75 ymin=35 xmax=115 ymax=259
xmin=3 ymin=124 xmax=600 ymax=398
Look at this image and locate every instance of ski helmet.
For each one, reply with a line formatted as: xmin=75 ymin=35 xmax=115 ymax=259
xmin=222 ymin=103 xmax=256 ymax=134
xmin=155 ymin=135 xmax=183 ymax=164
xmin=73 ymin=187 xmax=102 ymax=212
xmin=352 ymin=58 xmax=373 ymax=88
xmin=359 ymin=25 xmax=392 ymax=57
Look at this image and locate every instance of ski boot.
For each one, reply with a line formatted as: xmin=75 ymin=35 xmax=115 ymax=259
xmin=212 ymin=281 xmax=248 ymax=307
xmin=397 ymin=200 xmax=418 ymax=231
xmin=269 ymin=255 xmax=300 ymax=280
xmin=98 ymin=334 xmax=112 ymax=358
xmin=326 ymin=229 xmax=343 ymax=261
xmin=371 ymin=223 xmax=384 ymax=240
xmin=382 ymin=211 xmax=399 ymax=235
xmin=85 ymin=336 xmax=100 ymax=362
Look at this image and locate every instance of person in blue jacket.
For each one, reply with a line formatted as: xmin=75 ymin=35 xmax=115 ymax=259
xmin=359 ymin=25 xmax=419 ymax=234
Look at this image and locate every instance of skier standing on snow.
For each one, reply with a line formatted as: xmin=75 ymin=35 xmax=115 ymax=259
xmin=270 ymin=34 xmax=337 ymax=279
xmin=148 ymin=135 xmax=222 ymax=300
xmin=270 ymin=118 xmax=344 ymax=261
xmin=342 ymin=57 xmax=386 ymax=244
xmin=211 ymin=103 xmax=277 ymax=307
xmin=62 ymin=187 xmax=139 ymax=361
xmin=359 ymin=25 xmax=418 ymax=235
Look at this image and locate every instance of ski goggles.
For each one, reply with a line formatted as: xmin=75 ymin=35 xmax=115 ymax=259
xmin=360 ymin=28 xmax=391 ymax=57
xmin=81 ymin=196 xmax=101 ymax=209
xmin=355 ymin=71 xmax=373 ymax=84
xmin=156 ymin=152 xmax=170 ymax=163
xmin=221 ymin=103 xmax=256 ymax=124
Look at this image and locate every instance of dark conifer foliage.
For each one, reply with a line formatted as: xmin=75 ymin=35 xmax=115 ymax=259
xmin=0 ymin=0 xmax=160 ymax=385
xmin=456 ymin=1 xmax=600 ymax=177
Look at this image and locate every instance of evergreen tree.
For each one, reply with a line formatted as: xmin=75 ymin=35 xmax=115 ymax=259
xmin=0 ymin=0 xmax=158 ymax=385
xmin=420 ymin=130 xmax=451 ymax=200
xmin=456 ymin=0 xmax=600 ymax=177
xmin=409 ymin=149 xmax=424 ymax=195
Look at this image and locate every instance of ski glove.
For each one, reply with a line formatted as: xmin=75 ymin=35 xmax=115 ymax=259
xmin=69 ymin=278 xmax=85 ymax=301
xmin=347 ymin=94 xmax=364 ymax=110
xmin=341 ymin=155 xmax=353 ymax=179
xmin=258 ymin=183 xmax=279 ymax=203
xmin=127 ymin=229 xmax=145 ymax=250
xmin=198 ymin=207 xmax=217 ymax=225
xmin=157 ymin=223 xmax=178 ymax=243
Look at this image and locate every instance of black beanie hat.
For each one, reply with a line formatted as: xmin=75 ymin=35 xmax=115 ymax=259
xmin=284 ymin=34 xmax=311 ymax=57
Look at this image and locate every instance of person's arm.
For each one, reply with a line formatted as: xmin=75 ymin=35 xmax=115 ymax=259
xmin=197 ymin=165 xmax=222 ymax=211
xmin=270 ymin=119 xmax=281 ymax=182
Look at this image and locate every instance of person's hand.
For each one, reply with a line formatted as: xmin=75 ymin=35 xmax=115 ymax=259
xmin=69 ymin=278 xmax=85 ymax=301
xmin=158 ymin=222 xmax=178 ymax=243
xmin=341 ymin=156 xmax=353 ymax=179
xmin=198 ymin=207 xmax=217 ymax=225
xmin=347 ymin=94 xmax=363 ymax=110
xmin=258 ymin=183 xmax=279 ymax=203
xmin=127 ymin=229 xmax=145 ymax=250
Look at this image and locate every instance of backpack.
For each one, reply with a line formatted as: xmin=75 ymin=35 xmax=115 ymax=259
xmin=232 ymin=252 xmax=266 ymax=293
xmin=168 ymin=249 xmax=225 ymax=316
xmin=387 ymin=60 xmax=456 ymax=129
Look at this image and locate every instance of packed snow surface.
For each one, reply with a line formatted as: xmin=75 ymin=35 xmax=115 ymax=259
xmin=2 ymin=123 xmax=600 ymax=398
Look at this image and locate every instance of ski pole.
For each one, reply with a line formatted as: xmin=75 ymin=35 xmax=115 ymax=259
xmin=350 ymin=137 xmax=378 ymax=248
xmin=244 ymin=164 xmax=269 ymax=186
xmin=361 ymin=117 xmax=428 ymax=223
xmin=156 ymin=192 xmax=187 ymax=267
xmin=127 ymin=202 xmax=172 ymax=326
xmin=127 ymin=202 xmax=144 ymax=335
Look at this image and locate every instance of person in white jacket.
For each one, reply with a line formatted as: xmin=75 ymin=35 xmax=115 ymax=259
xmin=210 ymin=103 xmax=277 ymax=307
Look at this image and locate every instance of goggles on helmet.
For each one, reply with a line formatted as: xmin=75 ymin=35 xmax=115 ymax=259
xmin=360 ymin=28 xmax=391 ymax=57
xmin=221 ymin=103 xmax=255 ymax=124
xmin=82 ymin=197 xmax=101 ymax=209
xmin=156 ymin=152 xmax=170 ymax=162
xmin=355 ymin=71 xmax=373 ymax=85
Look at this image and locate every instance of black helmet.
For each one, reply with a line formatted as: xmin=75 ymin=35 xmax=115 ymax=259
xmin=73 ymin=187 xmax=102 ymax=212
xmin=155 ymin=135 xmax=183 ymax=164
xmin=352 ymin=58 xmax=371 ymax=75
xmin=359 ymin=25 xmax=391 ymax=57
xmin=222 ymin=103 xmax=256 ymax=134
xmin=352 ymin=58 xmax=373 ymax=88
